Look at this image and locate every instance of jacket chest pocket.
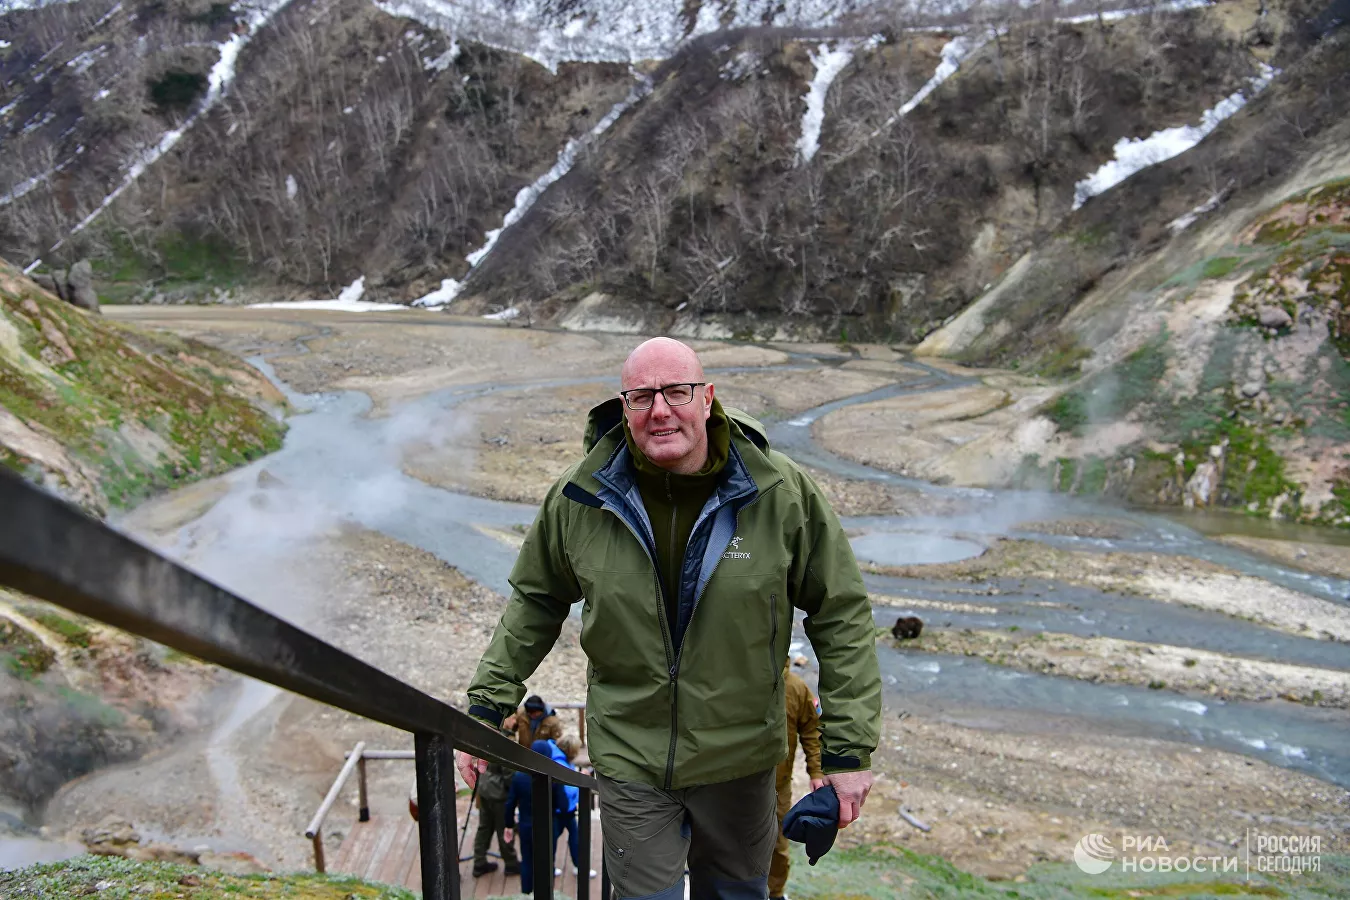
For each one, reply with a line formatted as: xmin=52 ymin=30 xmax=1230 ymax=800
xmin=677 ymin=567 xmax=788 ymax=730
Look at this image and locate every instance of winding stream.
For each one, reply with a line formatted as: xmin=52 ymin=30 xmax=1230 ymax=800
xmin=131 ymin=328 xmax=1350 ymax=793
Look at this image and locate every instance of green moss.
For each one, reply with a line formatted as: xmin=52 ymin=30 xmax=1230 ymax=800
xmin=0 ymin=619 xmax=55 ymax=679
xmin=1044 ymin=393 xmax=1089 ymax=434
xmin=1057 ymin=457 xmax=1077 ymax=493
xmin=0 ymin=855 xmax=416 ymax=899
xmin=1079 ymin=457 xmax=1109 ymax=494
xmin=32 ymin=611 xmax=92 ymax=648
xmin=1 ymin=260 xmax=287 ymax=513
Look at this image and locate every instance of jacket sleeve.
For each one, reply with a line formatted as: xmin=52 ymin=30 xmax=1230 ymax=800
xmin=788 ymin=465 xmax=881 ymax=774
xmin=799 ymin=685 xmax=824 ymax=780
xmin=466 ymin=478 xmax=583 ymax=726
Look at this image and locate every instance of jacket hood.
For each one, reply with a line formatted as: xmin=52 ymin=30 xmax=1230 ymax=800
xmin=583 ymin=397 xmax=769 ymax=454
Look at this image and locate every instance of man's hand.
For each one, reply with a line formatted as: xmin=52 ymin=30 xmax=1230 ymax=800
xmin=810 ymin=778 xmax=827 ymax=792
xmin=456 ymin=750 xmax=488 ymax=790
xmin=504 ymin=827 xmax=515 ymax=844
xmin=824 ymin=770 xmax=873 ymax=828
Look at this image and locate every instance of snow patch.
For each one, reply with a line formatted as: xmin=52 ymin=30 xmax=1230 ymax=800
xmin=337 ymin=276 xmax=366 ymax=304
xmin=412 ymin=278 xmax=462 ymax=309
xmin=1167 ymin=191 xmax=1224 ymax=233
xmin=94 ymin=88 xmax=111 ymax=100
xmin=286 ymin=173 xmax=298 ymax=200
xmin=423 ymin=40 xmax=459 ymax=72
xmin=795 ymin=41 xmax=859 ymax=165
xmin=249 ymin=298 xmax=409 ymax=312
xmin=1073 ymin=64 xmax=1277 ymax=210
xmin=66 ymin=46 xmax=108 ymax=75
xmin=483 ymin=306 xmax=520 ymax=320
xmin=371 ymin=0 xmax=849 ymax=70
xmin=61 ymin=0 xmax=295 ymax=241
xmin=465 ymin=74 xmax=651 ymax=268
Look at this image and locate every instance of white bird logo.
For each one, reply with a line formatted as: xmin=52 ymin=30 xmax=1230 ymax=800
xmin=730 ymin=536 xmax=743 ymax=550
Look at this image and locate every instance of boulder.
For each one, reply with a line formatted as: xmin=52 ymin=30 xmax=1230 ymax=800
xmin=48 ymin=268 xmax=70 ymax=303
xmin=1257 ymin=306 xmax=1292 ymax=329
xmin=1240 ymin=382 xmax=1263 ymax=399
xmin=30 ymin=273 xmax=58 ymax=295
xmin=65 ymin=259 xmax=101 ymax=314
xmin=892 ymin=616 xmax=924 ymax=640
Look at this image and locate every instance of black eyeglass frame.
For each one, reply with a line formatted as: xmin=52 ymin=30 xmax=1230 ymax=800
xmin=619 ymin=382 xmax=709 ymax=411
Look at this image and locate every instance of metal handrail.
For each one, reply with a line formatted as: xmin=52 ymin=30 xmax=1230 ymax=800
xmin=0 ymin=471 xmax=602 ymax=900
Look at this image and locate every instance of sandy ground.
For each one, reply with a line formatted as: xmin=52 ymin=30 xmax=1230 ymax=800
xmin=853 ymin=711 xmax=1347 ymax=879
xmin=60 ymin=309 xmax=1347 ymax=879
xmin=870 ymin=539 xmax=1350 ymax=642
xmin=888 ymin=628 xmax=1350 ymax=707
xmin=1215 ymin=534 xmax=1350 ymax=581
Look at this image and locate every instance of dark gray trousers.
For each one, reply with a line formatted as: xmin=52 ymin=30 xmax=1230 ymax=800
xmin=598 ymin=769 xmax=777 ymax=900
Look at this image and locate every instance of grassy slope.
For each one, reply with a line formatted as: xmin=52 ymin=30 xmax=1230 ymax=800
xmin=1019 ymin=179 xmax=1350 ymax=525
xmin=0 ymin=856 xmax=415 ymax=899
xmin=10 ymin=847 xmax=1346 ymax=900
xmin=0 ymin=259 xmax=286 ymax=514
xmin=790 ymin=844 xmax=1349 ymax=900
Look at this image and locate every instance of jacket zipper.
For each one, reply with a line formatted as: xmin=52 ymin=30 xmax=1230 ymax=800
xmin=664 ymin=490 xmax=766 ymax=787
xmin=664 ymin=474 xmax=680 ymax=790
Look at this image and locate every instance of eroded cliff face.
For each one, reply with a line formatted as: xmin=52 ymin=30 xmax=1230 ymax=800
xmin=0 ymin=260 xmax=286 ymax=515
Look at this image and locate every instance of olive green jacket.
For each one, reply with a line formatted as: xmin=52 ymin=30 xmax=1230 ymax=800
xmin=466 ymin=399 xmax=880 ymax=789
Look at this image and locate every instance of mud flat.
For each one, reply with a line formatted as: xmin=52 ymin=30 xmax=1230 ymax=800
xmin=889 ymin=628 xmax=1350 ymax=707
xmin=851 ymin=713 xmax=1347 ymax=880
xmin=870 ymin=538 xmax=1350 ymax=642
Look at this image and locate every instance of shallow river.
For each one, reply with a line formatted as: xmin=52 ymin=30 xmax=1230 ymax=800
xmin=164 ymin=340 xmax=1348 ymax=790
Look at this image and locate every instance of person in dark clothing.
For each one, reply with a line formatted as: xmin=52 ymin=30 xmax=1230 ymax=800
xmin=472 ymin=715 xmax=521 ymax=877
xmin=505 ymin=739 xmax=571 ymax=893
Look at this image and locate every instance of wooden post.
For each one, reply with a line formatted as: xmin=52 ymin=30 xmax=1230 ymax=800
xmin=577 ymin=787 xmax=592 ymax=900
xmin=532 ymin=772 xmax=553 ymax=900
xmin=416 ymin=732 xmax=461 ymax=900
xmin=311 ymin=832 xmax=326 ymax=874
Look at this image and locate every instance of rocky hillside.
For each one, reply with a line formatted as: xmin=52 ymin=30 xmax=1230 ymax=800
xmin=0 ymin=588 xmax=220 ymax=825
xmin=0 ymin=259 xmax=286 ymax=514
xmin=0 ymin=0 xmax=1332 ymax=327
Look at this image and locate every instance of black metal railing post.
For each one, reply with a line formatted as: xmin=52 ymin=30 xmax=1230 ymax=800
xmin=601 ymin=859 xmax=611 ymax=900
xmin=577 ymin=787 xmax=592 ymax=900
xmin=532 ymin=772 xmax=554 ymax=899
xmin=415 ymin=732 xmax=460 ymax=900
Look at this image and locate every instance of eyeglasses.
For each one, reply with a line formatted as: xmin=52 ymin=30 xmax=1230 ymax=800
xmin=620 ymin=382 xmax=707 ymax=411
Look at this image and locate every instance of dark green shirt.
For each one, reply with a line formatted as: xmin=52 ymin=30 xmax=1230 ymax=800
xmin=623 ymin=399 xmax=731 ymax=637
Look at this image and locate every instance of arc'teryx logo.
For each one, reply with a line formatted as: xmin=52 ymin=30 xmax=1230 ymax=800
xmin=723 ymin=535 xmax=750 ymax=560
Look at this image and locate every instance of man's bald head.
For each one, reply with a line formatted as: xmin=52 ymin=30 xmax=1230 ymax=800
xmin=620 ymin=337 xmax=705 ymax=389
xmin=619 ymin=337 xmax=715 ymax=475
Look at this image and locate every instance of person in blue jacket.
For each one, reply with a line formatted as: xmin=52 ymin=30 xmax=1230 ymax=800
xmin=505 ymin=740 xmax=571 ymax=893
xmin=546 ymin=738 xmax=588 ymax=878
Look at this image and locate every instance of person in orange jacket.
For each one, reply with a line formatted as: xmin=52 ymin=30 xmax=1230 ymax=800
xmin=771 ymin=662 xmax=825 ymax=900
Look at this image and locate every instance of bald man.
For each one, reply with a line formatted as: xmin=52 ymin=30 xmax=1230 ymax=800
xmin=460 ymin=338 xmax=881 ymax=900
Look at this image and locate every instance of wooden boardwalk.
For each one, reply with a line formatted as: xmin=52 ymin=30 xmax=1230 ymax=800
xmin=331 ymin=797 xmax=603 ymax=898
